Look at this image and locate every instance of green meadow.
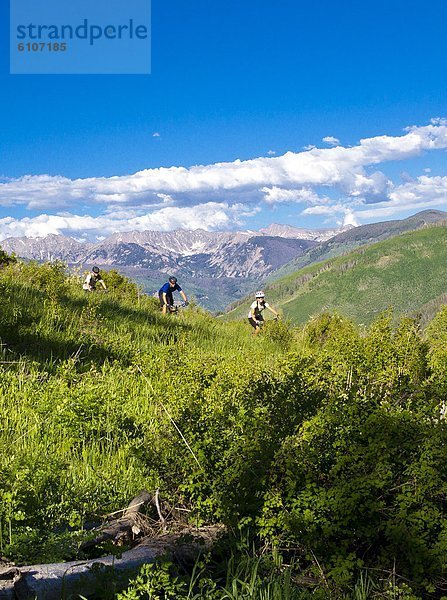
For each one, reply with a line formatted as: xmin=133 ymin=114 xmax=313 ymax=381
xmin=1 ymin=251 xmax=447 ymax=599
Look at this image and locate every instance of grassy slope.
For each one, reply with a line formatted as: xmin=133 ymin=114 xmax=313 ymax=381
xmin=0 ymin=260 xmax=290 ymax=558
xmin=268 ymin=209 xmax=447 ymax=281
xmin=224 ymin=225 xmax=447 ymax=325
xmin=2 ymin=258 xmax=447 ymax=597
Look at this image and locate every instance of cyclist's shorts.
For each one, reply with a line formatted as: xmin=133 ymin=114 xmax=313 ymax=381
xmin=248 ymin=315 xmax=263 ymax=329
xmin=159 ymin=291 xmax=173 ymax=308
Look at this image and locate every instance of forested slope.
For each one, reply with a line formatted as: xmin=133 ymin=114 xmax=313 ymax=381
xmin=225 ymin=224 xmax=447 ymax=326
xmin=268 ymin=209 xmax=447 ymax=280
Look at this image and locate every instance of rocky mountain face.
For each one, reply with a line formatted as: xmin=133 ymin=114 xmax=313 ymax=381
xmin=259 ymin=223 xmax=351 ymax=241
xmin=0 ymin=227 xmax=329 ymax=278
xmin=1 ymin=234 xmax=87 ymax=263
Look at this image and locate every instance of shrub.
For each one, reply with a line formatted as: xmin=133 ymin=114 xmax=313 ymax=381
xmin=102 ymin=269 xmax=141 ymax=301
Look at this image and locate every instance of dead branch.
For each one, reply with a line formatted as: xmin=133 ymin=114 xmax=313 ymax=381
xmin=80 ymin=490 xmax=153 ymax=551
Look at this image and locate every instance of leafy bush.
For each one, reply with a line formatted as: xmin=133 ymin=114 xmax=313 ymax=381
xmin=0 ymin=247 xmax=16 ymax=266
xmin=259 ymin=314 xmax=447 ymax=593
xmin=19 ymin=260 xmax=68 ymax=299
xmin=102 ymin=268 xmax=142 ymax=301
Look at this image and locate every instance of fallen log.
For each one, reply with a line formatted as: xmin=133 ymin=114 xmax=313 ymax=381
xmin=0 ymin=488 xmax=223 ymax=600
xmin=0 ymin=568 xmax=19 ymax=600
xmin=0 ymin=525 xmax=224 ymax=600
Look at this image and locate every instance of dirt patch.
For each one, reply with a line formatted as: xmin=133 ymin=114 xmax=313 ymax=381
xmin=375 ymin=254 xmax=400 ymax=268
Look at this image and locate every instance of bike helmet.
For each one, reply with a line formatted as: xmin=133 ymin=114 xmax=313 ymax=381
xmin=92 ymin=266 xmax=100 ymax=274
xmin=169 ymin=276 xmax=178 ymax=284
xmin=255 ymin=290 xmax=265 ymax=298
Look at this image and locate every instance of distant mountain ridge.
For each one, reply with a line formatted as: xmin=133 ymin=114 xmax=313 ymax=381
xmin=1 ymin=234 xmax=86 ymax=263
xmin=259 ymin=223 xmax=351 ymax=241
xmin=268 ymin=210 xmax=447 ymax=280
xmin=0 ymin=226 xmax=336 ymax=279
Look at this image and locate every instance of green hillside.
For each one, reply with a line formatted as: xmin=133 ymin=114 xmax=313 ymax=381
xmin=2 ymin=252 xmax=447 ymax=598
xmin=268 ymin=209 xmax=447 ymax=281
xmin=225 ymin=224 xmax=447 ymax=325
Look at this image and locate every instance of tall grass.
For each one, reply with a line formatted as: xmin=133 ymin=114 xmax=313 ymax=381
xmin=0 ymin=261 xmax=291 ymax=556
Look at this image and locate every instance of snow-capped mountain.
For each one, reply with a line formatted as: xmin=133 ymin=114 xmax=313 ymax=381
xmin=81 ymin=233 xmax=317 ymax=277
xmin=103 ymin=229 xmax=250 ymax=256
xmin=0 ymin=225 xmax=344 ymax=278
xmin=259 ymin=223 xmax=352 ymax=241
xmin=1 ymin=233 xmax=88 ymax=263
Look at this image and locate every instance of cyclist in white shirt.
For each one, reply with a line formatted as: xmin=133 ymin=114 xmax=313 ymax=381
xmin=83 ymin=266 xmax=107 ymax=292
xmin=248 ymin=290 xmax=279 ymax=335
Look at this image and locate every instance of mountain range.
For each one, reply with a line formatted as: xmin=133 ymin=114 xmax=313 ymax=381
xmin=0 ymin=225 xmax=345 ymax=279
xmin=1 ymin=210 xmax=446 ymax=312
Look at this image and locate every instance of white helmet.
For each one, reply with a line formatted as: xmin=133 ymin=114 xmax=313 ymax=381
xmin=255 ymin=290 xmax=265 ymax=299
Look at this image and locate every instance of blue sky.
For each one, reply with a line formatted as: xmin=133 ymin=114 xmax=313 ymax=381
xmin=1 ymin=0 xmax=447 ymax=240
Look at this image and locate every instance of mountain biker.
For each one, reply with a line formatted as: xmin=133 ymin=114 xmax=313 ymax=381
xmin=159 ymin=276 xmax=188 ymax=314
xmin=248 ymin=290 xmax=279 ymax=335
xmin=83 ymin=266 xmax=107 ymax=292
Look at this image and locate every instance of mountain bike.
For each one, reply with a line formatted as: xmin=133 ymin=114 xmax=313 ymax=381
xmin=167 ymin=301 xmax=188 ymax=316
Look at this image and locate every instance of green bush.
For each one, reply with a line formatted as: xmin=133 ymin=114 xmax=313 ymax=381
xmin=102 ymin=268 xmax=142 ymax=301
xmin=0 ymin=247 xmax=16 ymax=266
xmin=259 ymin=314 xmax=447 ymax=593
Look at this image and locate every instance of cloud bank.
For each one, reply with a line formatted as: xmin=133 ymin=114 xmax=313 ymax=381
xmin=1 ymin=122 xmax=447 ymax=240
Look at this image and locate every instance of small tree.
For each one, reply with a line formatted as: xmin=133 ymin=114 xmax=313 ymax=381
xmin=0 ymin=248 xmax=17 ymax=266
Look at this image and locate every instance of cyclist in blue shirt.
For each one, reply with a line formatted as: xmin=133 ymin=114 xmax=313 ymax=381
xmin=159 ymin=276 xmax=188 ymax=314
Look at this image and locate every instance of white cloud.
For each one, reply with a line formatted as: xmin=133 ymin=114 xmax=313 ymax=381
xmin=302 ymin=203 xmax=360 ymax=227
xmin=0 ymin=202 xmax=259 ymax=242
xmin=2 ymin=123 xmax=447 ymax=211
xmin=261 ymin=186 xmax=329 ymax=205
xmin=267 ymin=150 xmax=276 ymax=156
xmin=152 ymin=132 xmax=161 ymax=137
xmin=155 ymin=193 xmax=174 ymax=204
xmin=125 ymin=202 xmax=258 ymax=232
xmin=322 ymin=136 xmax=340 ymax=146
xmin=343 ymin=209 xmax=359 ymax=227
xmin=1 ymin=122 xmax=447 ymax=238
xmin=341 ymin=170 xmax=391 ymax=199
xmin=302 ymin=203 xmax=347 ymax=216
xmin=388 ymin=175 xmax=447 ymax=207
xmin=400 ymin=171 xmax=415 ymax=183
xmin=302 ymin=174 xmax=447 ymax=223
xmin=430 ymin=117 xmax=447 ymax=126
